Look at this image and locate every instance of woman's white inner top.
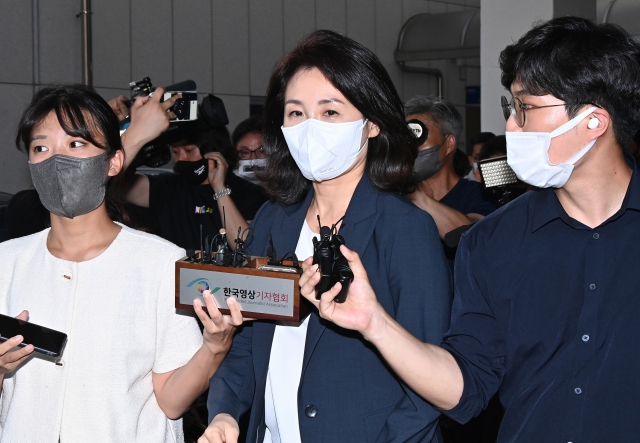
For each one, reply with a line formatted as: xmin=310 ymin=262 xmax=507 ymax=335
xmin=263 ymin=219 xmax=317 ymax=443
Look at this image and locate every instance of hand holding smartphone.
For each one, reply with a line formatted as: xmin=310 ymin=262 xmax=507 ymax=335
xmin=0 ymin=313 xmax=67 ymax=358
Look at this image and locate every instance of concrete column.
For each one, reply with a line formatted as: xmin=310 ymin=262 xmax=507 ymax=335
xmin=480 ymin=0 xmax=596 ymax=134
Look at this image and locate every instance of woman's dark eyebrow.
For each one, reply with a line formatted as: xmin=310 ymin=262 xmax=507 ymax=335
xmin=30 ymin=134 xmax=46 ymax=141
xmin=285 ymin=98 xmax=345 ymax=106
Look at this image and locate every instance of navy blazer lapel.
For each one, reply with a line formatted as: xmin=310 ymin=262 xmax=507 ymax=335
xmin=269 ymin=190 xmax=313 ymax=259
xmin=302 ymin=174 xmax=381 ymax=374
xmin=252 ymin=190 xmax=313 ymax=379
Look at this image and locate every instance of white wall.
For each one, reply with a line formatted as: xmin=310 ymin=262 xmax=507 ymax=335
xmin=480 ymin=0 xmax=554 ymax=134
xmin=0 ymin=0 xmax=480 ymax=194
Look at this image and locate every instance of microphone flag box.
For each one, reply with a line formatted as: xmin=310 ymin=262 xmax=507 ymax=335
xmin=175 ymin=256 xmax=309 ymax=321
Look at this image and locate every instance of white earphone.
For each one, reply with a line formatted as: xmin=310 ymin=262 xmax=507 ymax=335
xmin=587 ymin=117 xmax=600 ymax=129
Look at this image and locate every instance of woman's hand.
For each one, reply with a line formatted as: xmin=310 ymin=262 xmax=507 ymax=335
xmin=205 ymin=152 xmax=229 ymax=193
xmin=0 ymin=310 xmax=34 ymax=375
xmin=299 ymin=246 xmax=389 ymax=340
xmin=194 ymin=290 xmax=243 ymax=357
xmin=198 ymin=413 xmax=240 ymax=443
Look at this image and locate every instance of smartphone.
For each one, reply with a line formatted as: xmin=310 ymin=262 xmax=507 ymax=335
xmin=0 ymin=314 xmax=67 ymax=358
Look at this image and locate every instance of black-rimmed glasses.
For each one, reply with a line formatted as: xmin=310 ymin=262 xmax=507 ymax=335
xmin=237 ymin=146 xmax=267 ymax=160
xmin=501 ymin=95 xmax=566 ymax=127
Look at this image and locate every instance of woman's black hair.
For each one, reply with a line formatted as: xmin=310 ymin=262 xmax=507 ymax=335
xmin=260 ymin=30 xmax=417 ymax=205
xmin=500 ymin=16 xmax=640 ymax=148
xmin=16 ymin=84 xmax=129 ymax=223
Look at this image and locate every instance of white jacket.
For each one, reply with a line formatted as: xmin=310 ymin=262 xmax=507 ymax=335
xmin=0 ymin=225 xmax=202 ymax=443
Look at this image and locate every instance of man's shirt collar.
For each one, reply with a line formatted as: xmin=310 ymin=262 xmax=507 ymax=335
xmin=531 ymin=151 xmax=640 ymax=233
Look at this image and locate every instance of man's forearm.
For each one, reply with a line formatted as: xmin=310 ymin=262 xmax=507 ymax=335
xmin=363 ymin=309 xmax=464 ymax=410
xmin=419 ymin=198 xmax=481 ymax=239
xmin=214 ymin=194 xmax=250 ymax=251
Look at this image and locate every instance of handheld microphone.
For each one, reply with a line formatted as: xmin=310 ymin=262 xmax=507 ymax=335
xmin=199 ymin=224 xmax=204 ymax=263
xmin=267 ymin=235 xmax=279 ymax=265
xmin=312 ymin=215 xmax=353 ymax=303
xmin=204 ymin=235 xmax=212 ymax=263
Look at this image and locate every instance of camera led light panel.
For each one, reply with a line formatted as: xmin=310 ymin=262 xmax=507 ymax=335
xmin=479 ymin=156 xmax=518 ymax=188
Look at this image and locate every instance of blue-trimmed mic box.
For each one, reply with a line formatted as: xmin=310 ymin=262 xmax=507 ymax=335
xmin=175 ymin=256 xmax=310 ymax=321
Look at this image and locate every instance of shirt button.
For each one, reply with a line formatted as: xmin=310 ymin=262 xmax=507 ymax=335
xmin=589 ymin=283 xmax=596 ymax=290
xmin=593 ymin=233 xmax=599 ymax=239
xmin=305 ymin=404 xmax=318 ymax=418
xmin=582 ymin=334 xmax=589 ymax=342
xmin=574 ymin=387 xmax=582 ymax=395
xmin=63 ymin=274 xmax=72 ymax=281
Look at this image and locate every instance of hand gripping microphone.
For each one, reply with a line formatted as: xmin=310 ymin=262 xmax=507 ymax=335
xmin=312 ymin=215 xmax=354 ymax=303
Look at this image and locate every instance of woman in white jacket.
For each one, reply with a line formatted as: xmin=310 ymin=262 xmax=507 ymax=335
xmin=0 ymin=84 xmax=242 ymax=443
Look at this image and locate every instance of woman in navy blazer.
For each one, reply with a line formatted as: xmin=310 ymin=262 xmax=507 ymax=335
xmin=202 ymin=30 xmax=451 ymax=443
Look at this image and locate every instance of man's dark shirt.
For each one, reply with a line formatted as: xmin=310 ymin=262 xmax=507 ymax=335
xmin=440 ymin=178 xmax=497 ymax=216
xmin=147 ymin=172 xmax=267 ymax=251
xmin=442 ymin=155 xmax=640 ymax=443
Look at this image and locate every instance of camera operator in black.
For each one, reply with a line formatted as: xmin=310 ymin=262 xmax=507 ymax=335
xmin=114 ymin=91 xmax=268 ymax=251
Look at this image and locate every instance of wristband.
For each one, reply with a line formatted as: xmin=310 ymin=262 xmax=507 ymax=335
xmin=213 ymin=187 xmax=232 ymax=200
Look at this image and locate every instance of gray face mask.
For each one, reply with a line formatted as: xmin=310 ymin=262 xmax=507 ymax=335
xmin=29 ymin=153 xmax=109 ymax=219
xmin=412 ymin=144 xmax=443 ymax=182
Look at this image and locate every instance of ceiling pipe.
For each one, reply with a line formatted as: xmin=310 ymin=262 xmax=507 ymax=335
xmin=397 ymin=62 xmax=443 ymax=99
xmin=77 ymin=0 xmax=92 ymax=86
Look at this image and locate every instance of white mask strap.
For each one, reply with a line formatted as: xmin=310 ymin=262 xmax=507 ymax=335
xmin=549 ymin=106 xmax=598 ymax=138
xmin=359 ymin=119 xmax=369 ymax=151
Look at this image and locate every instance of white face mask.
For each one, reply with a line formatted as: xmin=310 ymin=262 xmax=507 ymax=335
xmin=506 ymin=106 xmax=599 ymax=188
xmin=281 ymin=118 xmax=368 ymax=182
xmin=233 ymin=158 xmax=267 ymax=185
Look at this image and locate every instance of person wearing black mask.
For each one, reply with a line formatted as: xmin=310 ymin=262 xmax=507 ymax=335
xmin=116 ymin=91 xmax=268 ymax=251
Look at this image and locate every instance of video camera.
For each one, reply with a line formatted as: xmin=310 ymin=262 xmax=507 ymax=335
xmin=122 ymin=77 xmax=230 ymax=169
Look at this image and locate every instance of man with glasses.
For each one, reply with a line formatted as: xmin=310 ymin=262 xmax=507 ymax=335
xmin=231 ymin=114 xmax=269 ymax=185
xmin=298 ymin=17 xmax=640 ymax=443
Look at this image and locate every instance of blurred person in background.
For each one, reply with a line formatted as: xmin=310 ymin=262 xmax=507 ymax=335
xmin=474 ymin=135 xmax=506 ymax=183
xmin=465 ymin=132 xmax=496 ymax=181
xmin=231 ymin=114 xmax=268 ymax=187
